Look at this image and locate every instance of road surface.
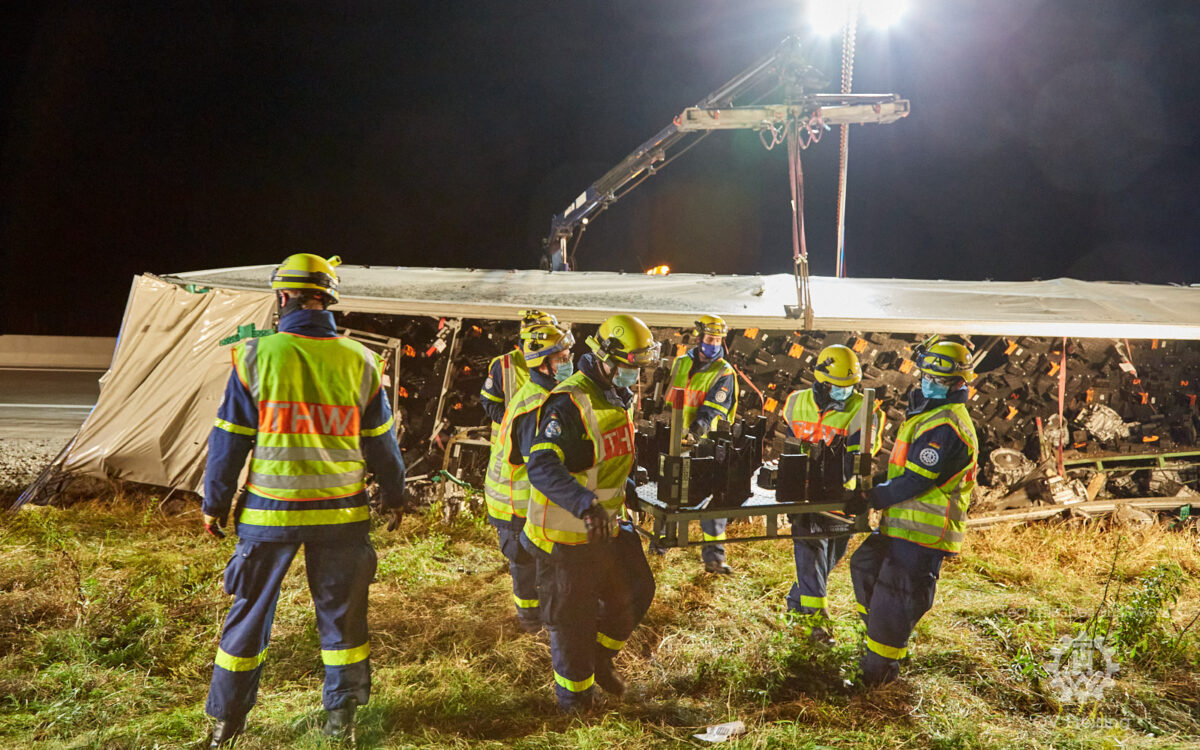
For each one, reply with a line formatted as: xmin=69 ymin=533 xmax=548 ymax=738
xmin=0 ymin=368 xmax=102 ymax=441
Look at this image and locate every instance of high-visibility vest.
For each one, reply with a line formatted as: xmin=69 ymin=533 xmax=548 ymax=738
xmin=523 ymin=371 xmax=635 ymax=554
xmin=486 ymin=349 xmax=530 ymax=445
xmin=484 ymin=376 xmax=551 ymax=523
xmin=665 ymin=354 xmax=738 ymax=436
xmin=782 ymin=388 xmax=884 ymax=489
xmin=232 ymin=333 xmax=383 ymax=531
xmin=880 ymin=402 xmax=978 ymax=554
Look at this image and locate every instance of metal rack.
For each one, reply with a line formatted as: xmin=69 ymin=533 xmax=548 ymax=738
xmin=632 ymin=477 xmax=864 ymax=548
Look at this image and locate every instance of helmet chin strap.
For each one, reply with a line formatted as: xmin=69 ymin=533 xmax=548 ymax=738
xmin=596 ymin=357 xmax=619 ymax=386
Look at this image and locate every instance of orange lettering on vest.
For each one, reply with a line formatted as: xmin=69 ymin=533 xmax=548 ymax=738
xmin=258 ymin=401 xmax=360 ymax=436
xmin=601 ymin=424 xmax=634 ymax=459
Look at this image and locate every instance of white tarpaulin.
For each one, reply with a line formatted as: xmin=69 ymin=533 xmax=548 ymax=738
xmin=35 ymin=266 xmax=1200 ymax=497
xmin=167 ymin=265 xmax=1200 ymax=340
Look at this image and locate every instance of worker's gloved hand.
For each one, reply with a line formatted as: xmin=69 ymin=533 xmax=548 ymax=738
xmin=580 ymin=503 xmax=611 ymax=544
xmin=203 ymin=513 xmax=228 ymax=539
xmin=842 ymin=489 xmax=872 ymax=516
xmin=386 ymin=508 xmax=404 ymax=532
xmin=624 ymin=479 xmax=641 ymax=514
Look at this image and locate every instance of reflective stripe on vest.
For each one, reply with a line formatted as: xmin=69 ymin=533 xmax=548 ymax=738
xmin=484 ymin=378 xmax=551 ymax=522
xmin=524 ymin=372 xmax=635 ymax=553
xmin=880 ymin=402 xmax=978 ymax=554
xmin=487 ymin=349 xmax=530 ymax=445
xmin=664 ymin=355 xmax=738 ymax=436
xmin=235 ymin=333 xmax=381 ymax=528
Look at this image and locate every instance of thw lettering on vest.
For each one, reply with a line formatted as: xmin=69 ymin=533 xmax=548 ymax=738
xmin=793 ymin=420 xmax=848 ymax=444
xmin=666 ymin=387 xmax=706 ymax=409
xmin=258 ymin=401 xmax=360 ymax=436
xmin=601 ymin=424 xmax=634 ymax=460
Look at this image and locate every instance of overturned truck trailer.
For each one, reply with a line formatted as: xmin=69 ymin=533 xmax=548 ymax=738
xmin=16 ymin=266 xmax=1200 ymax=521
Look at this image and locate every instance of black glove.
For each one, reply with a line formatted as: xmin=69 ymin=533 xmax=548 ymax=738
xmin=386 ymin=507 xmax=404 ymax=532
xmin=203 ymin=512 xmax=228 ymax=539
xmin=624 ymin=479 xmax=641 ymax=514
xmin=843 ymin=489 xmax=872 ymax=516
xmin=580 ymin=503 xmax=612 ymax=544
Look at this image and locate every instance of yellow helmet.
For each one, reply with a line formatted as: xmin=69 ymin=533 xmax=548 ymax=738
xmin=915 ymin=340 xmax=976 ymax=382
xmin=522 ymin=323 xmax=575 ymax=368
xmin=586 ymin=314 xmax=660 ymax=367
xmin=518 ymin=309 xmax=558 ymax=336
xmin=270 ymin=254 xmax=342 ymax=303
xmin=694 ymin=314 xmax=729 ymax=338
xmin=813 ymin=344 xmax=862 ymax=387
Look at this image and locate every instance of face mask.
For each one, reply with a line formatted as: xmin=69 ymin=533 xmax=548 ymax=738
xmin=699 ymin=342 xmax=723 ymax=360
xmin=612 ymin=366 xmax=639 ymax=388
xmin=829 ymin=384 xmax=854 ymax=402
xmin=554 ymin=359 xmax=574 ymax=382
xmin=921 ymin=376 xmax=950 ymax=400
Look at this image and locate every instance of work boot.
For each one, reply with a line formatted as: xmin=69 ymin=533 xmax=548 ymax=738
xmin=593 ymin=658 xmax=626 ymax=697
xmin=208 ymin=716 xmax=245 ymax=748
xmin=704 ymin=560 xmax=733 ymax=575
xmin=808 ymin=625 xmax=836 ymax=648
xmin=516 ymin=615 xmax=543 ymax=634
xmin=322 ymin=703 xmax=356 ymax=743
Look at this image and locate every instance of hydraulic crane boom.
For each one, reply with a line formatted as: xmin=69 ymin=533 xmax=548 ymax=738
xmin=543 ymin=36 xmax=909 ymax=272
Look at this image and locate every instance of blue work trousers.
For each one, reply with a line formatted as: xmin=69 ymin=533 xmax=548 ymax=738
xmin=494 ymin=517 xmax=541 ymax=628
xmin=700 ymin=517 xmax=727 ymax=565
xmin=786 ymin=513 xmax=851 ymax=614
xmin=205 ymin=538 xmax=377 ymax=721
xmin=524 ymin=522 xmax=656 ymax=710
xmin=849 ymin=532 xmax=943 ymax=685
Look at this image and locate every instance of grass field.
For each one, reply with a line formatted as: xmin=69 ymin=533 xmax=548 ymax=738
xmin=1 ymin=486 xmax=1198 ymax=749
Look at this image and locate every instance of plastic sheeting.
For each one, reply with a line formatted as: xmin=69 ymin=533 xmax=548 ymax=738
xmin=167 ymin=266 xmax=1200 ymax=339
xmin=61 ymin=275 xmax=274 ymax=492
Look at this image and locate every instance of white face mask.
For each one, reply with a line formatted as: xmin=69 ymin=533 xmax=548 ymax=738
xmin=612 ymin=366 xmax=639 ymax=388
xmin=829 ymin=384 xmax=854 ymax=402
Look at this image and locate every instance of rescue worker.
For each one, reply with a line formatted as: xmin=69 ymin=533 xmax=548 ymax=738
xmin=521 ymin=314 xmax=659 ymax=712
xmin=664 ymin=314 xmax=739 ymax=573
xmin=480 ymin=310 xmax=557 ymax=443
xmin=201 ymin=254 xmax=407 ymax=747
xmin=780 ymin=344 xmax=883 ymax=641
xmin=844 ymin=339 xmax=977 ymax=687
xmin=483 ymin=321 xmax=576 ymax=632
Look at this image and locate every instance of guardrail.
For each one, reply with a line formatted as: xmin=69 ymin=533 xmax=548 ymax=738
xmin=0 ymin=335 xmax=116 ymax=370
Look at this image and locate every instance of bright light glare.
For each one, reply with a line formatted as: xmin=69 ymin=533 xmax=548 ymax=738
xmin=645 ymin=265 xmax=671 ymax=276
xmin=808 ymin=0 xmax=851 ymax=36
xmin=861 ymin=0 xmax=907 ymax=28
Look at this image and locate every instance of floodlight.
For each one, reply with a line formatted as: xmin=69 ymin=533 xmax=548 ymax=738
xmin=808 ymin=0 xmax=851 ymax=36
xmin=861 ymin=0 xmax=907 ymax=29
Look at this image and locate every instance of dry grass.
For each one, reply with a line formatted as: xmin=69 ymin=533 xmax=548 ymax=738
xmin=0 ymin=489 xmax=1197 ymax=748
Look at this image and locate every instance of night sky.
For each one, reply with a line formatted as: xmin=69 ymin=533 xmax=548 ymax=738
xmin=4 ymin=1 xmax=1199 ymax=336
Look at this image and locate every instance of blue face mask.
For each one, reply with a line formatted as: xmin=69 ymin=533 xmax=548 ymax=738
xmin=920 ymin=376 xmax=950 ymax=400
xmin=699 ymin=342 xmax=723 ymax=360
xmin=612 ymin=366 xmax=639 ymax=388
xmin=554 ymin=359 xmax=574 ymax=382
xmin=829 ymin=384 xmax=854 ymax=402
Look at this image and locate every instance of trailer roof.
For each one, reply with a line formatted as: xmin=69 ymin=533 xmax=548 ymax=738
xmin=165 ymin=266 xmax=1200 ymax=339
